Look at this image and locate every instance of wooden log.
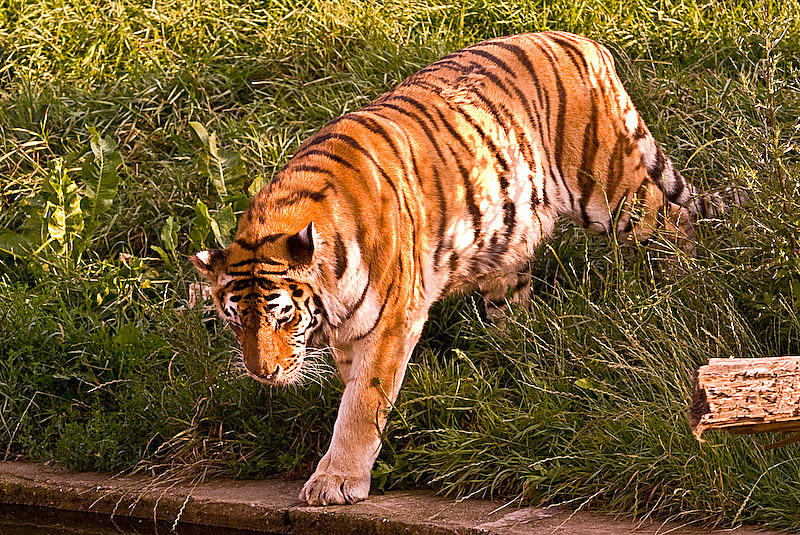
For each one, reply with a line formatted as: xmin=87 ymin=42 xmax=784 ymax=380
xmin=689 ymin=357 xmax=800 ymax=447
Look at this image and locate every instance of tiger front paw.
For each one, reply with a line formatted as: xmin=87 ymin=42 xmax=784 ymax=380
xmin=299 ymin=471 xmax=370 ymax=506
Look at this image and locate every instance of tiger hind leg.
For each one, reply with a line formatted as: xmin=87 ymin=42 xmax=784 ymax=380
xmin=617 ymin=180 xmax=697 ymax=258
xmin=630 ymin=131 xmax=742 ymax=252
xmin=477 ymin=266 xmax=533 ymax=324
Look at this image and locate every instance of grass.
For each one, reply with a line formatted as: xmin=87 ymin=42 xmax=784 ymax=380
xmin=1 ymin=0 xmax=799 ymax=530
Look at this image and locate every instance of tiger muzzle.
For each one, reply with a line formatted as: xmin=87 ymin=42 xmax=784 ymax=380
xmin=240 ymin=317 xmax=293 ymax=384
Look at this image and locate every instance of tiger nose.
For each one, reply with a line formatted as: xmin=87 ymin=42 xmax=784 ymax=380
xmin=257 ymin=364 xmax=283 ymax=381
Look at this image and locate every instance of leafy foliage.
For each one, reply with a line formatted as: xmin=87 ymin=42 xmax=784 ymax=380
xmin=0 ymin=129 xmax=122 ymax=264
xmin=81 ymin=128 xmax=122 ymax=225
xmin=188 ymin=121 xmax=245 ymax=202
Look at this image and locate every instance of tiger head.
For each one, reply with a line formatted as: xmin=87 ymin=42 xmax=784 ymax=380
xmin=190 ymin=222 xmax=325 ymax=385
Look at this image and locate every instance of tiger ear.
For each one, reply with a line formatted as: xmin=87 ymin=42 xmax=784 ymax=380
xmin=190 ymin=249 xmax=227 ymax=282
xmin=287 ymin=221 xmax=315 ymax=265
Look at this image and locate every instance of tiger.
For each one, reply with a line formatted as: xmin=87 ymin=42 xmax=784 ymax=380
xmin=190 ymin=31 xmax=731 ymax=506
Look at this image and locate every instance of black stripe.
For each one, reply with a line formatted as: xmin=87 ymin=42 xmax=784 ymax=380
xmin=448 ymin=252 xmax=458 ymax=274
xmin=224 ymin=277 xmax=256 ymax=292
xmin=310 ymin=133 xmax=401 ymax=209
xmin=577 ymin=88 xmax=600 ymax=227
xmin=289 ymin=141 xmax=371 ymax=249
xmin=460 ymin=62 xmax=534 ymax=162
xmin=353 ymin=281 xmax=395 ymax=340
xmin=372 ymin=105 xmax=454 ymax=270
xmin=295 ymin=132 xmax=406 ymax=252
xmin=480 ymin=41 xmax=555 ymax=208
xmin=443 ymin=89 xmax=518 ymax=246
xmin=299 ymin=149 xmax=356 ymax=169
xmin=458 ymin=63 xmax=533 ymax=184
xmin=401 ymin=190 xmax=424 ymax=291
xmin=284 ymin=164 xmax=334 ymax=176
xmin=341 ymin=270 xmax=371 ymax=323
xmin=668 ymin=169 xmax=686 ymax=203
xmin=431 ymin=107 xmax=471 ymax=152
xmin=389 ymin=95 xmax=439 ymax=129
xmin=400 ymin=78 xmax=450 ymax=98
xmin=236 ymin=291 xmax=256 ymax=300
xmin=327 ymin=129 xmax=408 ymax=245
xmin=605 ymin=134 xmax=628 ymax=206
xmin=273 ymin=183 xmax=334 ymax=208
xmin=460 ymin=47 xmax=515 ymax=78
xmin=443 ymin=96 xmax=510 ymax=178
xmin=647 ymin=144 xmax=666 ymax=186
xmin=376 ymin=100 xmax=450 ymax=274
xmin=380 ymin=101 xmax=451 ymax=179
xmin=488 ymin=40 xmax=547 ymax=114
xmin=431 ymin=167 xmax=448 ymax=269
xmin=229 ymin=257 xmax=283 ymax=267
xmin=502 ymin=200 xmax=517 ymax=248
xmin=447 ymin=144 xmax=483 ymax=245
xmin=461 ymin=51 xmax=541 ymax=162
xmin=406 ymin=145 xmax=436 ymax=285
xmin=411 ymin=58 xmax=470 ymax=79
xmin=333 ymin=232 xmax=347 ymax=279
xmin=223 ymin=276 xmax=283 ymax=293
xmin=371 ymin=102 xmax=457 ymax=279
xmin=234 ymin=234 xmax=283 ymax=251
xmin=290 ymin=114 xmax=348 ymax=154
xmin=449 ymin=67 xmax=519 ymax=249
xmin=546 ymin=33 xmax=590 ymax=78
xmin=488 ymin=39 xmax=553 ymax=158
xmin=343 ymin=114 xmax=404 ymax=164
xmin=538 ymin=41 xmax=575 ymax=210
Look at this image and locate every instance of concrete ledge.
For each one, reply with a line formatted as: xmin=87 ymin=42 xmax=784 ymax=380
xmin=0 ymin=461 xmax=774 ymax=535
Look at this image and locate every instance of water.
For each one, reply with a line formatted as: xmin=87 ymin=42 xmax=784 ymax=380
xmin=0 ymin=505 xmax=278 ymax=535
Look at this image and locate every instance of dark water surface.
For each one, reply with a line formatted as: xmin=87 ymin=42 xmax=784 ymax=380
xmin=0 ymin=505 xmax=279 ymax=535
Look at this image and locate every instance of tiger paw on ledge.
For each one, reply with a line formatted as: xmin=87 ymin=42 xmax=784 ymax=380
xmin=299 ymin=471 xmax=371 ymax=506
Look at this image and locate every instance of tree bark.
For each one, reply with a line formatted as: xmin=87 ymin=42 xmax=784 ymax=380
xmin=689 ymin=357 xmax=800 ymax=447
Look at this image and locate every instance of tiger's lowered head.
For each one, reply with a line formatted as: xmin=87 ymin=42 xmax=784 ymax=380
xmin=191 ymin=32 xmax=739 ymax=506
xmin=190 ymin=221 xmax=326 ymax=386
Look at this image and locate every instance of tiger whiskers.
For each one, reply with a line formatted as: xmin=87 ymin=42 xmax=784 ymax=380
xmin=298 ymin=346 xmax=337 ymax=387
xmin=297 ymin=363 xmax=333 ymax=388
xmin=224 ymin=347 xmax=249 ymax=380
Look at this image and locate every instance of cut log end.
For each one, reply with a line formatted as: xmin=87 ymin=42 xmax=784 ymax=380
xmin=689 ymin=356 xmax=800 ymax=445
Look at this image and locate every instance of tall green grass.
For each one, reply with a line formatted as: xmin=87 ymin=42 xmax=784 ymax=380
xmin=1 ymin=0 xmax=799 ymax=529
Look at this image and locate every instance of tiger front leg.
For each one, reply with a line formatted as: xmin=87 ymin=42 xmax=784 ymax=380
xmin=299 ymin=322 xmax=419 ymax=505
